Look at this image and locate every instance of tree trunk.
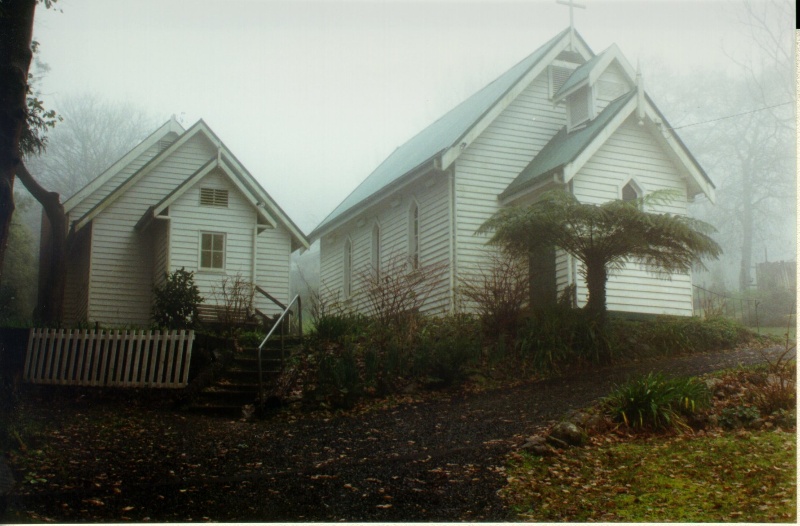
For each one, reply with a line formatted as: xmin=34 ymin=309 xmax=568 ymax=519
xmin=583 ymin=259 xmax=608 ymax=322
xmin=16 ymin=162 xmax=66 ymax=324
xmin=0 ymin=0 xmax=37 ymax=280
xmin=583 ymin=258 xmax=611 ymax=363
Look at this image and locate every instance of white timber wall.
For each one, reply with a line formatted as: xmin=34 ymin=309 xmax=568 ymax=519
xmin=570 ymin=115 xmax=692 ymax=315
xmin=454 ymin=69 xmax=566 ymax=309
xmin=170 ymin=171 xmax=256 ymax=308
xmin=595 ymin=64 xmax=631 ymax=112
xmin=319 ymin=171 xmax=452 ymax=316
xmin=87 ymin=134 xmax=217 ymax=326
xmin=68 ymin=134 xmax=178 ymax=220
xmin=255 ymin=226 xmax=293 ymax=317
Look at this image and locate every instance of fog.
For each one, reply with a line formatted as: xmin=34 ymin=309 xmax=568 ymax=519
xmin=24 ymin=0 xmax=797 ymax=294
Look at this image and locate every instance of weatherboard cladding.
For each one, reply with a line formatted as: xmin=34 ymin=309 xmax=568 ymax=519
xmin=569 ymin=114 xmax=692 ymax=315
xmin=501 ymin=90 xmax=636 ymax=199
xmin=312 ymin=28 xmax=573 ymax=236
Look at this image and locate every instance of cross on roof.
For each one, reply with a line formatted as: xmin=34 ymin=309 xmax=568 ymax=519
xmin=556 ymin=0 xmax=586 ymax=31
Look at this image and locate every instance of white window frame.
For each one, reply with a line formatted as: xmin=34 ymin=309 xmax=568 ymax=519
xmin=371 ymin=222 xmax=381 ymax=278
xmin=343 ymin=237 xmax=353 ymax=299
xmin=408 ymin=201 xmax=420 ymax=270
xmin=199 ymin=231 xmax=226 ymax=271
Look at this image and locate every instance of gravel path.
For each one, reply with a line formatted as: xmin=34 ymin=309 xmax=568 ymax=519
xmin=8 ymin=345 xmax=791 ymax=522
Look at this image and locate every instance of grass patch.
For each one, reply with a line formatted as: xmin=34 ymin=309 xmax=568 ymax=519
xmin=502 ymin=430 xmax=796 ymax=522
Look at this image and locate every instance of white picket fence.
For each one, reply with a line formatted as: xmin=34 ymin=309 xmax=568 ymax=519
xmin=24 ymin=329 xmax=195 ymax=388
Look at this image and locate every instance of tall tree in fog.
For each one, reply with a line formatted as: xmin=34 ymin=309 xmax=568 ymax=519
xmin=647 ymin=0 xmax=795 ymax=291
xmin=26 ymin=94 xmax=157 ymax=199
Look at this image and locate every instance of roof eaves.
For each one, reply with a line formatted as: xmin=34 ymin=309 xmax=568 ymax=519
xmin=501 ymin=91 xmax=636 ymax=200
xmin=64 ymin=117 xmax=184 ymax=213
xmin=313 ymin=28 xmax=583 ymax=237
xmin=309 ymin=155 xmax=440 ymax=241
xmin=71 ymin=120 xmax=208 ymax=232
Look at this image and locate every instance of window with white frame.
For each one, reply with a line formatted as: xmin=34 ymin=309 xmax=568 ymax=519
xmin=371 ymin=223 xmax=381 ymax=278
xmin=621 ymin=179 xmax=643 ymax=202
xmin=409 ymin=202 xmax=420 ymax=270
xmin=200 ymin=232 xmax=225 ymax=270
xmin=343 ymin=238 xmax=353 ymax=299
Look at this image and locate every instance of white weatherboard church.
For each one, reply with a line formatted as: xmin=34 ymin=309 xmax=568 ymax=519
xmin=53 ymin=118 xmax=309 ymax=327
xmin=308 ymin=25 xmax=715 ymax=317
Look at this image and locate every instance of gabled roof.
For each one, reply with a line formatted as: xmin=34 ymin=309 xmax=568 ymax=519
xmin=71 ymin=119 xmax=309 ymax=251
xmin=64 ymin=117 xmax=185 ymax=213
xmin=501 ymin=91 xmax=636 ymax=200
xmin=310 ymin=27 xmax=593 ymax=239
xmin=553 ymin=44 xmax=633 ymax=102
xmin=501 ymin=89 xmax=716 ymax=204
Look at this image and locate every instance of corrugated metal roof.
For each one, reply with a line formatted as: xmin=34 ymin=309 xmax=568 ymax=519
xmin=501 ymin=90 xmax=636 ymax=199
xmin=311 ymin=28 xmax=573 ymax=237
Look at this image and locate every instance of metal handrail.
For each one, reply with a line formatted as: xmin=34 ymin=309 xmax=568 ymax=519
xmin=257 ymin=294 xmax=302 ymax=405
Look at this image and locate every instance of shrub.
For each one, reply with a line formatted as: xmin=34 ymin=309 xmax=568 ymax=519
xmin=211 ymin=273 xmax=255 ymax=337
xmin=515 ymin=308 xmax=607 ymax=373
xmin=311 ymin=313 xmax=369 ymax=344
xmin=152 ymin=268 xmax=203 ymax=329
xmin=608 ymin=315 xmax=756 ymax=359
xmin=603 ymin=372 xmax=710 ymax=431
xmin=458 ymin=251 xmax=529 ymax=339
xmin=414 ymin=314 xmax=482 ymax=385
xmin=719 ymin=405 xmax=761 ymax=430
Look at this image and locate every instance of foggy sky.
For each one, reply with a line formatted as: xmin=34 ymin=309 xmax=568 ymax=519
xmin=31 ymin=0 xmax=781 ymax=234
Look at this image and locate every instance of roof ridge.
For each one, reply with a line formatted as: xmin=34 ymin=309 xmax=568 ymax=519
xmin=311 ymin=27 xmax=578 ymax=238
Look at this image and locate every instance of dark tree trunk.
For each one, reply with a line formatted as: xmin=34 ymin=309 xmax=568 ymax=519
xmin=17 ymin=162 xmax=66 ymax=324
xmin=0 ymin=0 xmax=36 ymax=279
xmin=583 ymin=258 xmax=611 ymax=363
xmin=583 ymin=259 xmax=608 ymax=323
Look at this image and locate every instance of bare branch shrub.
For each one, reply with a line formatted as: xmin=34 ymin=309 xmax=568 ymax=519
xmin=212 ymin=273 xmax=255 ymax=337
xmin=459 ymin=250 xmax=529 ymax=337
xmin=357 ymin=255 xmax=448 ymax=329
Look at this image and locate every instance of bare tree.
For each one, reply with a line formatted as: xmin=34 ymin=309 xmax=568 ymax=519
xmin=26 ymin=94 xmax=157 ymax=198
xmin=646 ymin=0 xmax=795 ymax=292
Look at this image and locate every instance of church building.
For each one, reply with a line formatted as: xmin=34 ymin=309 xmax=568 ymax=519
xmin=308 ymin=25 xmax=715 ymax=317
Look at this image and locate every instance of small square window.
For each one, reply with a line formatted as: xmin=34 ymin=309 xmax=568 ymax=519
xmin=200 ymin=232 xmax=225 ymax=270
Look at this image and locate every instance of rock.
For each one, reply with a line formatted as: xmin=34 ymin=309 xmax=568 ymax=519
xmin=549 ymin=421 xmax=586 ymax=447
xmin=704 ymin=377 xmax=723 ymax=393
xmin=521 ymin=435 xmax=556 ymax=456
xmin=521 ymin=435 xmax=547 ymax=449
xmin=545 ymin=435 xmax=570 ymax=449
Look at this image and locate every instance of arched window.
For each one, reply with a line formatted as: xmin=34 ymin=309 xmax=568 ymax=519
xmin=343 ymin=238 xmax=352 ymax=299
xmin=371 ymin=223 xmax=381 ymax=278
xmin=621 ymin=179 xmax=643 ymax=202
xmin=409 ymin=202 xmax=420 ymax=270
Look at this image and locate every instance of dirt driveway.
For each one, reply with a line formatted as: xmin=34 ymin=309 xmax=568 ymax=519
xmin=6 ymin=345 xmax=789 ymax=522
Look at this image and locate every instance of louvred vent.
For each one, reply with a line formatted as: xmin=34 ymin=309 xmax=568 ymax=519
xmin=200 ymin=188 xmax=229 ymax=207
